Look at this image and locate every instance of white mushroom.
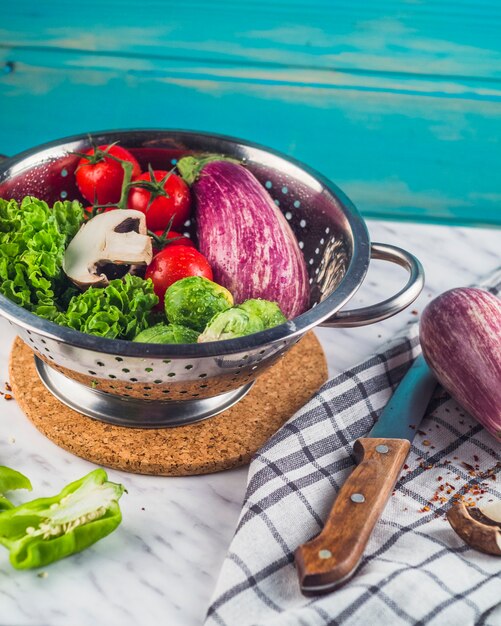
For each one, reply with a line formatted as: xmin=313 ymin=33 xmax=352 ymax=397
xmin=480 ymin=501 xmax=501 ymax=524
xmin=447 ymin=499 xmax=501 ymax=556
xmin=63 ymin=210 xmax=153 ymax=289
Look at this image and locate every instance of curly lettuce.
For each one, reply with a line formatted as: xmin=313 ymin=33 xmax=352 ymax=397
xmin=0 ymin=196 xmax=84 ymax=317
xmin=59 ymin=275 xmax=158 ymax=339
xmin=0 ymin=197 xmax=158 ymax=339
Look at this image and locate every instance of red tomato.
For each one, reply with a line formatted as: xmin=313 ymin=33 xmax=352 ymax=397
xmin=146 ymin=246 xmax=212 ymax=306
xmin=76 ymin=145 xmax=141 ymax=205
xmin=127 ymin=170 xmax=191 ymax=231
xmin=151 ymin=229 xmax=195 ymax=253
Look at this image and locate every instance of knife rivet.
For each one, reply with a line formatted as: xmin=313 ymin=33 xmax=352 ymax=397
xmin=318 ymin=549 xmax=332 ymax=559
xmin=376 ymin=444 xmax=389 ymax=454
xmin=351 ymin=493 xmax=365 ymax=503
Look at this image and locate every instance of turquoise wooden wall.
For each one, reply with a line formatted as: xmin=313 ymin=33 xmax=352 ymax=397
xmin=1 ymin=1 xmax=500 ymax=226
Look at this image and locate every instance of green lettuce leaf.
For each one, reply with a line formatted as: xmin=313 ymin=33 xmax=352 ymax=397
xmin=60 ymin=275 xmax=159 ymax=339
xmin=0 ymin=196 xmax=84 ymax=316
xmin=0 ymin=197 xmax=158 ymax=339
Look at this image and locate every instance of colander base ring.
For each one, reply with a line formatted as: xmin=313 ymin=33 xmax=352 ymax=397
xmin=34 ymin=357 xmax=255 ymax=428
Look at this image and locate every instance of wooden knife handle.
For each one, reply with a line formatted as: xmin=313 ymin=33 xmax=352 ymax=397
xmin=295 ymin=437 xmax=410 ymax=595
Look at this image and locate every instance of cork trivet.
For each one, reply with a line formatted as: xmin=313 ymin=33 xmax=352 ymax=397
xmin=9 ymin=333 xmax=327 ymax=476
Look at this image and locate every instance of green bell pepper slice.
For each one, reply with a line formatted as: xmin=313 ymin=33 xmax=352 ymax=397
xmin=0 ymin=468 xmax=124 ymax=569
xmin=0 ymin=466 xmax=32 ymax=511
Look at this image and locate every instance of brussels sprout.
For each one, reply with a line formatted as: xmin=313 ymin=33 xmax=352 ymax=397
xmin=239 ymin=299 xmax=287 ymax=328
xmin=165 ymin=277 xmax=233 ymax=332
xmin=133 ymin=323 xmax=199 ymax=344
xmin=198 ymin=308 xmax=265 ymax=343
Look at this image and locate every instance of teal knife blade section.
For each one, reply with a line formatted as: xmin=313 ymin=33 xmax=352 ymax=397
xmin=369 ymin=354 xmax=437 ymax=441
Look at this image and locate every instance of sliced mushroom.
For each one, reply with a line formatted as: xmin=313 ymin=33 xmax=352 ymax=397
xmin=63 ymin=210 xmax=153 ymax=289
xmin=447 ymin=500 xmax=501 ymax=556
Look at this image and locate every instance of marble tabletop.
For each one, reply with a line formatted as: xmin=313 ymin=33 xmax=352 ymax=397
xmin=0 ymin=220 xmax=499 ymax=626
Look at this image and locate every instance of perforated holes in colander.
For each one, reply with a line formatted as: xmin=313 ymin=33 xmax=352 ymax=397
xmin=266 ymin=174 xmax=339 ymax=304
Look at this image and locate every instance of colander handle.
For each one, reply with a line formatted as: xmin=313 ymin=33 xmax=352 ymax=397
xmin=321 ymin=243 xmax=424 ymax=328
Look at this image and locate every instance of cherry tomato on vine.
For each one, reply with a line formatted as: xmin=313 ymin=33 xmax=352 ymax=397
xmin=76 ymin=145 xmax=141 ymax=205
xmin=145 ymin=245 xmax=212 ymax=306
xmin=83 ymin=205 xmax=117 ymax=220
xmin=127 ymin=169 xmax=191 ymax=231
xmin=151 ymin=229 xmax=195 ymax=253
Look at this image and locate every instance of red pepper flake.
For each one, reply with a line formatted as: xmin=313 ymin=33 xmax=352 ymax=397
xmin=411 ymin=309 xmax=418 ymax=315
xmin=453 ymin=456 xmax=459 ymax=460
xmin=418 ymin=430 xmax=427 ymax=436
xmin=437 ymin=476 xmax=443 ymax=481
xmin=5 ymin=382 xmax=12 ymax=392
xmin=422 ymin=440 xmax=431 ymax=446
xmin=431 ymin=446 xmax=436 ymax=450
xmin=420 ymin=506 xmax=430 ymax=512
xmin=403 ymin=464 xmax=409 ymax=470
xmin=473 ymin=455 xmax=479 ymax=462
xmin=462 ymin=462 xmax=475 ymax=472
xmin=4 ymin=394 xmax=13 ymax=400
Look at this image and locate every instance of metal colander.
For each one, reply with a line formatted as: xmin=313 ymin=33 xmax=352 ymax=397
xmin=0 ymin=130 xmax=424 ymax=427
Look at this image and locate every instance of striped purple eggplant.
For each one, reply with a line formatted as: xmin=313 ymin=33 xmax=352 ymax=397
xmin=177 ymin=156 xmax=309 ymax=319
xmin=420 ymin=287 xmax=501 ymax=441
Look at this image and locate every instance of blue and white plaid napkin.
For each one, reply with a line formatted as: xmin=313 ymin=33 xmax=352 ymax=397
xmin=205 ymin=270 xmax=501 ymax=626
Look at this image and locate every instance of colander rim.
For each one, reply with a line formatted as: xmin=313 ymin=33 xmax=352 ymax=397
xmin=0 ymin=128 xmax=370 ymax=357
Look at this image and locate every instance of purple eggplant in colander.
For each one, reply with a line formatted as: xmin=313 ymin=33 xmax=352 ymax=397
xmin=177 ymin=156 xmax=310 ymax=320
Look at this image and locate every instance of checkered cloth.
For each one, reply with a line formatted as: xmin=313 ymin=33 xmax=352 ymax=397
xmin=205 ymin=270 xmax=501 ymax=626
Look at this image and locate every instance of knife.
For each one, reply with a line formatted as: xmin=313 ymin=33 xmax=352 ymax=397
xmin=295 ymin=354 xmax=437 ymax=595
